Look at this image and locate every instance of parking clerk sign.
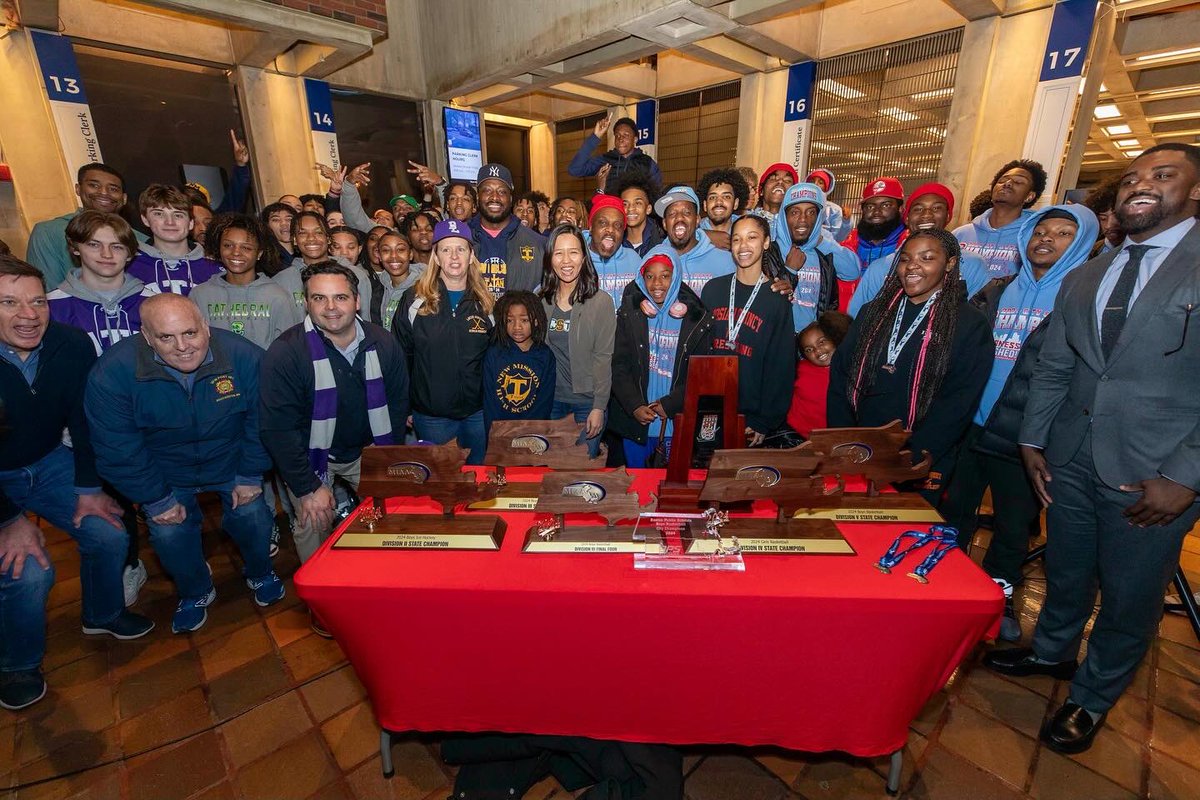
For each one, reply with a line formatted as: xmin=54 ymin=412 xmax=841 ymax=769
xmin=29 ymin=31 xmax=103 ymax=180
xmin=304 ymin=78 xmax=342 ymax=175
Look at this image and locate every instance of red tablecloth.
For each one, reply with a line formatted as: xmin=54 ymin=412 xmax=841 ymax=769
xmin=294 ymin=468 xmax=1002 ymax=757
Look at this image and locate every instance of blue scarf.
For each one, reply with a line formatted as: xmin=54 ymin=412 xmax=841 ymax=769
xmin=635 ymin=257 xmax=686 ymax=437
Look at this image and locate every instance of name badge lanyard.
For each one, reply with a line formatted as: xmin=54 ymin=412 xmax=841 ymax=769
xmin=727 ymin=276 xmax=765 ymax=350
xmin=884 ymin=291 xmax=939 ymax=372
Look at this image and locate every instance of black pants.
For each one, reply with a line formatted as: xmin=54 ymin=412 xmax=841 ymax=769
xmin=1032 ymin=432 xmax=1199 ymax=712
xmin=939 ymin=425 xmax=1041 ymax=585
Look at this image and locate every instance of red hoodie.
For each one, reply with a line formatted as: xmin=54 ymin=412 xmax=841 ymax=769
xmin=787 ymin=359 xmax=832 ymax=438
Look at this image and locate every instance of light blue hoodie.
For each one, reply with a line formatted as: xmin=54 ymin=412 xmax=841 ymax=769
xmin=973 ymin=203 xmax=1099 ymax=425
xmin=848 ymin=249 xmax=991 ymax=317
xmin=953 ymin=208 xmax=1037 ymax=279
xmin=634 ymin=252 xmax=686 ymax=437
xmin=583 ymin=229 xmax=642 ymax=310
xmin=645 ymin=227 xmax=733 ymax=296
xmin=770 ymin=182 xmax=860 ymax=330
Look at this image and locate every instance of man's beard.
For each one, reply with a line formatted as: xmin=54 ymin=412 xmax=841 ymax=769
xmin=1115 ymin=193 xmax=1181 ymax=235
xmin=857 ymin=216 xmax=904 ymax=242
xmin=481 ymin=203 xmax=512 ymax=225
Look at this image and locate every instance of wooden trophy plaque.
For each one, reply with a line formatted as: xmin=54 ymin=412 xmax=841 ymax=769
xmin=523 ymin=468 xmax=656 ymax=553
xmin=471 ymin=416 xmax=606 ymax=511
xmin=333 ymin=441 xmax=505 ymax=550
xmin=657 ymin=355 xmax=745 ymax=512
xmin=795 ymin=422 xmax=943 ymax=523
xmin=696 ymin=447 xmax=854 ymax=554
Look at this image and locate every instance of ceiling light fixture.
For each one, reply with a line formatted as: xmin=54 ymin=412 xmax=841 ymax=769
xmin=1104 ymin=124 xmax=1132 ymax=135
xmin=1115 ymin=138 xmax=1140 ymax=147
xmin=880 ymin=107 xmax=918 ymax=121
xmin=818 ymin=79 xmax=865 ymax=100
xmin=1094 ymin=104 xmax=1121 ymax=119
xmin=1132 ymin=46 xmax=1200 ymax=64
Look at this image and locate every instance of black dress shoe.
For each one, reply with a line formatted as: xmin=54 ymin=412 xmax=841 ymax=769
xmin=982 ymin=647 xmax=1077 ymax=680
xmin=1041 ymin=702 xmax=1106 ymax=754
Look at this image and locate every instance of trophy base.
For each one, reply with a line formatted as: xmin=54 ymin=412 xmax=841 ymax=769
xmin=522 ymin=525 xmax=643 ymax=553
xmin=686 ymin=517 xmax=855 ymax=555
xmin=791 ymin=493 xmax=943 ymax=524
xmin=631 ymin=513 xmax=746 ymax=571
xmin=468 ymin=481 xmax=540 ymax=511
xmin=654 ymin=480 xmax=705 ymax=512
xmin=332 ymin=514 xmax=506 ymax=550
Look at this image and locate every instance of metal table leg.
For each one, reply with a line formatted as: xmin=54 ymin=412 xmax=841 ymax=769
xmin=886 ymin=749 xmax=902 ymax=795
xmin=380 ymin=729 xmax=394 ymax=778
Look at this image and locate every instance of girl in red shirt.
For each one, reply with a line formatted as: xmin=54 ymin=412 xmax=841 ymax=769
xmin=787 ymin=310 xmax=851 ymax=437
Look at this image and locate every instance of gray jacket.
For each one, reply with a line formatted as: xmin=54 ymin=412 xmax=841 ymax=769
xmin=273 ymin=257 xmax=374 ymax=321
xmin=1021 ymin=222 xmax=1200 ymax=490
xmin=542 ymin=290 xmax=616 ymax=410
xmin=190 ymin=274 xmax=301 ymax=350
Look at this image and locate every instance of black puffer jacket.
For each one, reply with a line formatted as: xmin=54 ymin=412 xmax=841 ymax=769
xmin=609 ymin=281 xmax=713 ymax=444
xmin=974 ymin=318 xmax=1049 ymax=463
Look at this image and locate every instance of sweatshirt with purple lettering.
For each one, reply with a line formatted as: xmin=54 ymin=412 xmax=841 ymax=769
xmin=128 ymin=242 xmax=222 ymax=296
xmin=48 ymin=270 xmax=155 ymax=355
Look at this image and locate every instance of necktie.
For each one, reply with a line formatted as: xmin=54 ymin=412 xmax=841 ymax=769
xmin=1100 ymin=244 xmax=1153 ymax=359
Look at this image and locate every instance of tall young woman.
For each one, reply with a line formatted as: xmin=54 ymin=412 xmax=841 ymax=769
xmin=394 ymin=219 xmax=495 ymax=464
xmin=539 ymin=224 xmax=616 ymax=458
xmin=700 ymin=214 xmax=796 ymax=445
xmin=611 ymin=252 xmax=713 ymax=467
xmin=827 ymin=229 xmax=994 ymax=502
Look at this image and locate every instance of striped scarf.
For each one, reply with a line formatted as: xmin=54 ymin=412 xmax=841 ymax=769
xmin=305 ymin=316 xmax=394 ymax=483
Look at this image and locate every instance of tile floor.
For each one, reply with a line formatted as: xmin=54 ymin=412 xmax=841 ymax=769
xmin=3 ymin=502 xmax=1199 ymax=800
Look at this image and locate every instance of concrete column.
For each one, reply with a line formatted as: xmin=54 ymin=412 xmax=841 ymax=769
xmin=735 ymin=69 xmax=789 ymax=175
xmin=938 ymin=8 xmax=1055 ymax=226
xmin=528 ymin=122 xmax=557 ymax=200
xmin=234 ymin=65 xmax=321 ymax=204
xmin=0 ymin=29 xmax=78 ymax=258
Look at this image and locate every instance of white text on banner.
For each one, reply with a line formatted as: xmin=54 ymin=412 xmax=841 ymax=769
xmin=29 ymin=31 xmax=103 ymax=181
xmin=780 ymin=62 xmax=816 ymax=177
xmin=304 ymin=78 xmax=342 ymax=181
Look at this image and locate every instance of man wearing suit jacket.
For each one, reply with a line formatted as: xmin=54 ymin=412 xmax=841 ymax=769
xmin=984 ymin=143 xmax=1200 ymax=754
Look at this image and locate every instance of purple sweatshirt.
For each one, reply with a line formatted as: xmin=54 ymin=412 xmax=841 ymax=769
xmin=48 ymin=270 xmax=155 ymax=355
xmin=128 ymin=242 xmax=222 ymax=296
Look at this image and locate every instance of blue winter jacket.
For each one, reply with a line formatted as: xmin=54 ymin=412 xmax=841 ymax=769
xmin=85 ymin=328 xmax=270 ymax=515
xmin=973 ymin=203 xmax=1099 ymax=425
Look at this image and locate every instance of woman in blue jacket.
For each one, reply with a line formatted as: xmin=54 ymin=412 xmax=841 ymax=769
xmin=940 ymin=204 xmax=1099 ymax=642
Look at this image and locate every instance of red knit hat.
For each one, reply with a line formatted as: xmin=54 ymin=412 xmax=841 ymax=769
xmin=640 ymin=253 xmax=674 ymax=276
xmin=862 ymin=177 xmax=904 ymax=201
xmin=588 ymin=194 xmax=626 ymax=226
xmin=905 ymin=182 xmax=955 ymax=217
xmin=759 ymin=162 xmax=799 ymax=192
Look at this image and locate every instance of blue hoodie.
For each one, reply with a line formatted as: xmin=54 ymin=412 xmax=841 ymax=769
xmin=973 ymin=203 xmax=1099 ymax=425
xmin=770 ymin=182 xmax=860 ymax=330
xmin=848 ymin=249 xmax=991 ymax=317
xmin=953 ymin=208 xmax=1037 ymax=279
xmin=645 ymin=227 xmax=733 ymax=296
xmin=583 ymin=229 xmax=642 ymax=310
xmin=634 ymin=252 xmax=686 ymax=437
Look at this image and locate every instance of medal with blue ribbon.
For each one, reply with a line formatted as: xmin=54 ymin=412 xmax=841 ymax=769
xmin=875 ymin=524 xmax=960 ymax=582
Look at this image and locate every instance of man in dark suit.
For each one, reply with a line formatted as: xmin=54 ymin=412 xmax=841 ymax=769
xmin=984 ymin=143 xmax=1200 ymax=754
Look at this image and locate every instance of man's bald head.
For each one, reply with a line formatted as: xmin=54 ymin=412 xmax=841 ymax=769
xmin=140 ymin=294 xmax=210 ymax=373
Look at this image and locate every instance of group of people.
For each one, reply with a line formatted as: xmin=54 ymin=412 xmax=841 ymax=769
xmin=2 ymin=117 xmax=1199 ymax=776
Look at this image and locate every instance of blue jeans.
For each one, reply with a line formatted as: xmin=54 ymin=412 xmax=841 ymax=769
xmin=551 ymin=400 xmax=605 ymax=459
xmin=0 ymin=446 xmax=126 ymax=672
xmin=144 ymin=484 xmax=272 ymax=601
xmin=413 ymin=410 xmax=487 ymax=465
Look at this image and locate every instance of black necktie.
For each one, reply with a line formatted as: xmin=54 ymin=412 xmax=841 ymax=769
xmin=1100 ymin=244 xmax=1153 ymax=359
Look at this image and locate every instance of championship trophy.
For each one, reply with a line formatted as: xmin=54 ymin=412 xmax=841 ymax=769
xmin=332 ymin=440 xmax=506 ymax=550
xmin=794 ymin=422 xmax=943 ymax=523
xmin=522 ymin=468 xmax=655 ymax=553
xmin=694 ymin=447 xmax=855 ymax=554
xmin=472 ymin=416 xmax=605 ymax=511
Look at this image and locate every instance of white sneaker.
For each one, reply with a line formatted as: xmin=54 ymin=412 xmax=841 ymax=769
xmin=123 ymin=560 xmax=148 ymax=607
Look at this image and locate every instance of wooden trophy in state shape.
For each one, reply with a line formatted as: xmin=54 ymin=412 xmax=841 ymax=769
xmin=333 ymin=440 xmax=505 ymax=551
xmin=656 ymin=355 xmax=745 ymax=512
xmin=794 ymin=421 xmax=943 ymax=523
xmin=473 ymin=416 xmax=606 ymax=511
xmin=694 ymin=448 xmax=854 ymax=554
xmin=523 ymin=468 xmax=657 ymax=553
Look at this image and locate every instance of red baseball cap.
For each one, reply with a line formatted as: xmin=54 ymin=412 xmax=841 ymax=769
xmin=759 ymin=163 xmax=799 ymax=192
xmin=862 ymin=177 xmax=904 ymax=201
xmin=588 ymin=194 xmax=626 ymax=226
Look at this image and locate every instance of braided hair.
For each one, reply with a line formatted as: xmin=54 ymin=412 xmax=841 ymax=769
xmin=845 ymin=228 xmax=965 ymax=428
